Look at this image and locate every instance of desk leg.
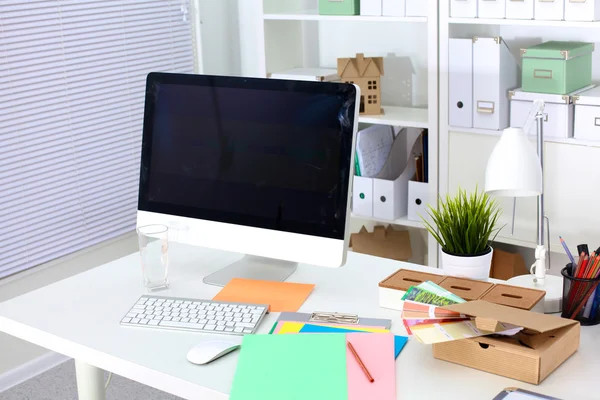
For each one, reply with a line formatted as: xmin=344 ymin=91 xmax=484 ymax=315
xmin=75 ymin=360 xmax=106 ymax=400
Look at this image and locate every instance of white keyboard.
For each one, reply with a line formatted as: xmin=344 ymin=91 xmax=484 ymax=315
xmin=120 ymin=295 xmax=268 ymax=335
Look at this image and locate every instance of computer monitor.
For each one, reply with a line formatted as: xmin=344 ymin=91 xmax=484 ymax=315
xmin=137 ymin=73 xmax=359 ymax=286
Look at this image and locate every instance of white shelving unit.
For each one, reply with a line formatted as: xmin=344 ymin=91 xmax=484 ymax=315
xmin=238 ymin=0 xmax=439 ymax=267
xmin=264 ymin=10 xmax=427 ymax=23
xmin=439 ymin=4 xmax=600 ymax=259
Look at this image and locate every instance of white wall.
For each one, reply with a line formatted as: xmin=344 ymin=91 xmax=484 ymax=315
xmin=0 ymin=234 xmax=138 ymax=376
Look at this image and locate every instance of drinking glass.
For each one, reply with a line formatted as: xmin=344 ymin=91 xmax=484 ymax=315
xmin=137 ymin=224 xmax=170 ymax=291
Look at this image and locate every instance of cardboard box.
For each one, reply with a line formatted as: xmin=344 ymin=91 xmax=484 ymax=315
xmin=481 ymin=284 xmax=545 ymax=313
xmin=433 ymin=301 xmax=580 ymax=384
xmin=490 ymin=249 xmax=529 ymax=280
xmin=438 ymin=276 xmax=494 ymax=301
xmin=350 ymin=226 xmax=412 ymax=262
xmin=378 ymin=269 xmax=445 ymax=310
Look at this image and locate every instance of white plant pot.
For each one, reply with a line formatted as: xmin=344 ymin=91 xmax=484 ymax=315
xmin=441 ymin=247 xmax=494 ymax=281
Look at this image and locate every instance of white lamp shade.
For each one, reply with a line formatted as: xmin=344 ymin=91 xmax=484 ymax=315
xmin=485 ymin=127 xmax=542 ymax=197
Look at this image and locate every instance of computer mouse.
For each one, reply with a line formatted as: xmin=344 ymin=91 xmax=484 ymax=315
xmin=186 ymin=341 xmax=241 ymax=365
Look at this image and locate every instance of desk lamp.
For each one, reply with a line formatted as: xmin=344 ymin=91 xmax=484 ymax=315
xmin=485 ymin=100 xmax=563 ymax=314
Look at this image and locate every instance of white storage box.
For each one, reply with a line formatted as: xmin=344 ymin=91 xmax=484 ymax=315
xmin=510 ymin=89 xmax=574 ymax=138
xmin=535 ymin=0 xmax=565 ymax=20
xmin=574 ymin=86 xmax=600 ymax=141
xmin=478 ymin=0 xmax=506 ymax=18
xmin=506 ymin=0 xmax=534 ymax=19
xmin=405 ymin=0 xmax=427 ymax=16
xmin=565 ymin=0 xmax=600 ymax=21
xmin=352 ymin=176 xmax=374 ymax=217
xmin=361 ymin=0 xmax=382 ymax=16
xmin=473 ymin=37 xmax=520 ymax=130
xmin=382 ymin=0 xmax=405 ymax=16
xmin=449 ymin=38 xmax=474 ymax=128
xmin=451 ymin=0 xmax=478 ymax=17
xmin=407 ymin=181 xmax=429 ymax=222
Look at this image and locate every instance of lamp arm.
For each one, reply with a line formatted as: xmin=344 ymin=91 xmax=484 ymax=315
xmin=522 ymin=100 xmax=545 ymax=134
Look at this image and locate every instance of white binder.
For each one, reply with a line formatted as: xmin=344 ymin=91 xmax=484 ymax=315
xmin=535 ymin=0 xmax=565 ymax=20
xmin=565 ymin=0 xmax=600 ymax=21
xmin=406 ymin=0 xmax=427 ymax=16
xmin=352 ymin=176 xmax=374 ymax=217
xmin=451 ymin=0 xmax=478 ymax=17
xmin=478 ymin=0 xmax=506 ymax=18
xmin=449 ymin=38 xmax=474 ymax=128
xmin=382 ymin=0 xmax=405 ymax=16
xmin=506 ymin=0 xmax=534 ymax=19
xmin=473 ymin=37 xmax=520 ymax=131
xmin=361 ymin=0 xmax=383 ymax=16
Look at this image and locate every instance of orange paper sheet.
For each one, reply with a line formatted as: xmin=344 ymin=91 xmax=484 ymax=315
xmin=213 ymin=278 xmax=315 ymax=312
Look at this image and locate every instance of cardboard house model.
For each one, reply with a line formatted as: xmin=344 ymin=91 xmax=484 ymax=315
xmin=337 ymin=53 xmax=384 ymax=115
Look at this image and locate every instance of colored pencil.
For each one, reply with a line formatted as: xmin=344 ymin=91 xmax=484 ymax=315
xmin=560 ymin=237 xmax=576 ymax=267
xmin=347 ymin=341 xmax=374 ymax=383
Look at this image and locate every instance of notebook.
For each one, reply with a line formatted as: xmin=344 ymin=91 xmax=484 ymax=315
xmin=229 ymin=334 xmax=348 ymax=400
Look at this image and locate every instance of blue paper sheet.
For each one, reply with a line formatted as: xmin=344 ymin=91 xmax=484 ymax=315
xmin=299 ymin=324 xmax=408 ymax=359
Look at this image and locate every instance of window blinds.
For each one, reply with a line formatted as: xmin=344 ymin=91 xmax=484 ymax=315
xmin=0 ymin=1 xmax=195 ymax=279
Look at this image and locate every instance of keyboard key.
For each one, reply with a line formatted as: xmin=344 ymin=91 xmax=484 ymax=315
xmin=153 ymin=315 xmax=162 ymax=320
xmin=234 ymin=312 xmax=243 ymax=317
xmin=225 ymin=327 xmax=234 ymax=332
xmin=148 ymin=320 xmax=160 ymax=326
xmin=137 ymin=313 xmax=145 ymax=319
xmin=198 ymin=310 xmax=207 ymax=315
xmin=189 ymin=304 xmax=197 ymax=310
xmin=184 ymin=301 xmax=192 ymax=305
xmin=180 ymin=304 xmax=188 ymax=309
xmin=207 ymin=311 xmax=216 ymax=315
xmin=140 ymin=319 xmax=149 ymax=324
xmin=205 ymin=325 xmax=216 ymax=331
xmin=243 ymin=328 xmax=253 ymax=334
xmin=217 ymin=320 xmax=226 ymax=326
xmin=198 ymin=319 xmax=208 ymax=325
xmin=242 ymin=318 xmax=251 ymax=323
xmin=181 ymin=318 xmax=190 ymax=322
xmin=234 ymin=327 xmax=244 ymax=333
xmin=225 ymin=317 xmax=233 ymax=322
xmin=126 ymin=313 xmax=137 ymax=318
xmin=191 ymin=318 xmax=199 ymax=323
xmin=165 ymin=299 xmax=174 ymax=304
xmin=225 ymin=312 xmax=233 ymax=317
xmin=163 ymin=317 xmax=172 ymax=321
xmin=238 ymin=305 xmax=247 ymax=309
xmin=216 ymin=316 xmax=224 ymax=321
xmin=236 ymin=322 xmax=256 ymax=329
xmin=131 ymin=318 xmax=140 ymax=323
xmin=216 ymin=326 xmax=226 ymax=331
xmin=234 ymin=317 xmax=242 ymax=322
xmin=173 ymin=317 xmax=181 ymax=322
xmin=122 ymin=317 xmax=132 ymax=323
xmin=216 ymin=311 xmax=225 ymax=316
xmin=226 ymin=321 xmax=235 ymax=327
xmin=198 ymin=305 xmax=206 ymax=310
xmin=160 ymin=320 xmax=204 ymax=330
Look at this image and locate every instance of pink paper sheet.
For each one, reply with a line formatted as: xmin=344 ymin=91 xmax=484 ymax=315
xmin=346 ymin=332 xmax=396 ymax=400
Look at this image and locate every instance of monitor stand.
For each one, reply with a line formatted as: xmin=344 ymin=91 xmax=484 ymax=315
xmin=203 ymin=255 xmax=297 ymax=287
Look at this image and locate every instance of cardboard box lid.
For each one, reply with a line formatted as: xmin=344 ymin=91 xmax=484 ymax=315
xmin=378 ymin=268 xmax=444 ymax=291
xmin=350 ymin=226 xmax=412 ymax=261
xmin=573 ymin=85 xmax=600 ymax=106
xmin=438 ymin=276 xmax=494 ymax=301
xmin=481 ymin=284 xmax=545 ymax=311
xmin=442 ymin=300 xmax=578 ymax=334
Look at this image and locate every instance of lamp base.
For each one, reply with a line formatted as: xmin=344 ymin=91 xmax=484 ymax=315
xmin=506 ymin=274 xmax=564 ymax=314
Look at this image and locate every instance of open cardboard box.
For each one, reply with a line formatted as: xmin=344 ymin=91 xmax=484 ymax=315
xmin=432 ymin=301 xmax=580 ymax=384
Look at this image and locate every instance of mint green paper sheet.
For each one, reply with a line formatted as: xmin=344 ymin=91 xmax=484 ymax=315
xmin=229 ymin=334 xmax=348 ymax=400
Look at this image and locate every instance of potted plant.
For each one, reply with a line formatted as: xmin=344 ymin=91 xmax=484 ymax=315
xmin=421 ymin=188 xmax=502 ymax=280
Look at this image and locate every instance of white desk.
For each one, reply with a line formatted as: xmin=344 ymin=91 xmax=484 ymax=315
xmin=0 ymin=243 xmax=598 ymax=399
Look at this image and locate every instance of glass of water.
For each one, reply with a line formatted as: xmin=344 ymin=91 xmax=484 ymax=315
xmin=137 ymin=224 xmax=170 ymax=291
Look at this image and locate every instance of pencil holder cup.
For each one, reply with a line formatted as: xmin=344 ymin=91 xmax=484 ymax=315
xmin=561 ymin=265 xmax=600 ymax=326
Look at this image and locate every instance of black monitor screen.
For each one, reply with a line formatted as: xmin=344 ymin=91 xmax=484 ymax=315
xmin=138 ymin=73 xmax=357 ymax=240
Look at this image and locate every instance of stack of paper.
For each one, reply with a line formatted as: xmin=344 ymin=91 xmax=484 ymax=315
xmin=229 ymin=333 xmax=396 ymax=400
xmin=400 ymin=281 xmax=523 ymax=344
xmin=270 ymin=317 xmax=408 ymax=359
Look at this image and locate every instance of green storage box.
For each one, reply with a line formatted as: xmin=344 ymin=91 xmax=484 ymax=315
xmin=318 ymin=0 xmax=360 ymax=15
xmin=521 ymin=41 xmax=594 ymax=95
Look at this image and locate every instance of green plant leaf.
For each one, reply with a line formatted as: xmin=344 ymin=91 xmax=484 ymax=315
xmin=420 ymin=187 xmax=502 ymax=256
